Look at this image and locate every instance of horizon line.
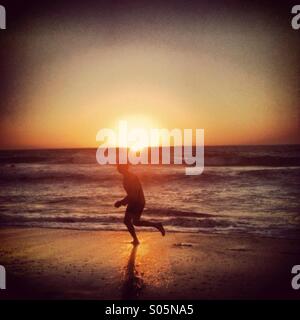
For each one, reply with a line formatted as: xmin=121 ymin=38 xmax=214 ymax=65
xmin=0 ymin=143 xmax=299 ymax=152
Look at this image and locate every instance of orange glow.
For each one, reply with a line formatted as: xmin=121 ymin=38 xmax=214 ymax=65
xmin=130 ymin=144 xmax=146 ymax=153
xmin=1 ymin=10 xmax=299 ymax=149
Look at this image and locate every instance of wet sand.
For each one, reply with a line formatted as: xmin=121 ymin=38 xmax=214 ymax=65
xmin=0 ymin=227 xmax=299 ymax=299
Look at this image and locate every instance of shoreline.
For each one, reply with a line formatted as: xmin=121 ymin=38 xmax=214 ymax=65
xmin=1 ymin=225 xmax=298 ymax=241
xmin=0 ymin=227 xmax=299 ymax=300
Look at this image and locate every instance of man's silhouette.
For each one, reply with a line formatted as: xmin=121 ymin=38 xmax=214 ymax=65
xmin=115 ymin=164 xmax=165 ymax=245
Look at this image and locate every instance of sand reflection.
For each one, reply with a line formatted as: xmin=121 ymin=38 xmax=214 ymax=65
xmin=122 ymin=245 xmax=144 ymax=300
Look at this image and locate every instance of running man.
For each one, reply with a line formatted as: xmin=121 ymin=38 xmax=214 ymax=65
xmin=115 ymin=164 xmax=165 ymax=245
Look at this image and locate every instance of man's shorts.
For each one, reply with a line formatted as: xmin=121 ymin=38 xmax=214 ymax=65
xmin=125 ymin=203 xmax=145 ymax=219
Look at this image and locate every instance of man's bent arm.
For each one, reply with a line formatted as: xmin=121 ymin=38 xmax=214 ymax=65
xmin=119 ymin=196 xmax=129 ymax=206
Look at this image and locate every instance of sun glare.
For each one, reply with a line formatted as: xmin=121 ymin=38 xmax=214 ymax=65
xmin=130 ymin=142 xmax=147 ymax=152
xmin=111 ymin=114 xmax=161 ymax=149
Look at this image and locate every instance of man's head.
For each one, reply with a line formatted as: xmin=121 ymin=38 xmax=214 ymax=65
xmin=117 ymin=163 xmax=130 ymax=175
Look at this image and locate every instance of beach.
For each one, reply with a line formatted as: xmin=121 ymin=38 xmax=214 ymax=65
xmin=0 ymin=227 xmax=299 ymax=300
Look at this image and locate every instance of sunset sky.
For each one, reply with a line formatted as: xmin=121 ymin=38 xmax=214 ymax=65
xmin=0 ymin=0 xmax=299 ymax=149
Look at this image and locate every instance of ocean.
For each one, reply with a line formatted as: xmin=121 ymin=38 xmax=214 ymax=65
xmin=0 ymin=145 xmax=299 ymax=239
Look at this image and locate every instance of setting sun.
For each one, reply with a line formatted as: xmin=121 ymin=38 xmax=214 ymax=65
xmin=130 ymin=143 xmax=147 ymax=153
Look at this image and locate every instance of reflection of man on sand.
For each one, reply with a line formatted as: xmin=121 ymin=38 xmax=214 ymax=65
xmin=122 ymin=245 xmax=143 ymax=299
xmin=115 ymin=164 xmax=165 ymax=245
